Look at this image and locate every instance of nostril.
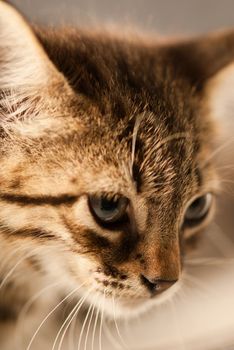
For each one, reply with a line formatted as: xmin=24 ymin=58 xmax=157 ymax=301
xmin=141 ymin=275 xmax=178 ymax=296
xmin=140 ymin=275 xmax=158 ymax=293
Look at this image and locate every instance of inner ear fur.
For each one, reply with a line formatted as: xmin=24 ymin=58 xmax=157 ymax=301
xmin=0 ymin=1 xmax=73 ymax=134
xmin=0 ymin=1 xmax=64 ymax=89
xmin=196 ymin=32 xmax=234 ymax=138
xmin=204 ymin=63 xmax=234 ymax=143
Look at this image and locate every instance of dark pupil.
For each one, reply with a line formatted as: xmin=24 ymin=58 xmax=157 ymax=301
xmin=190 ymin=197 xmax=204 ymax=212
xmin=101 ymin=198 xmax=118 ymax=212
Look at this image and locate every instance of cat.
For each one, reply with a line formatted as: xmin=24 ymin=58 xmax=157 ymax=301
xmin=0 ymin=1 xmax=234 ymax=349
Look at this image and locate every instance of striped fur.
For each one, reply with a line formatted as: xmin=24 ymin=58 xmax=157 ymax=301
xmin=0 ymin=1 xmax=234 ymax=349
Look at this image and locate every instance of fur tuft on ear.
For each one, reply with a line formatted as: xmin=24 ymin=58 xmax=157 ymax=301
xmin=205 ymin=63 xmax=234 ymax=142
xmin=0 ymin=2 xmax=72 ymax=138
xmin=0 ymin=1 xmax=59 ymax=89
xmin=203 ymin=62 xmax=234 ymax=171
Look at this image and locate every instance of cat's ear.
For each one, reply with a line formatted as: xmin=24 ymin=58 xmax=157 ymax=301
xmin=205 ymin=62 xmax=234 ymax=136
xmin=199 ymin=33 xmax=234 ymax=161
xmin=169 ymin=30 xmax=234 ymax=89
xmin=0 ymin=1 xmax=61 ymax=89
xmin=0 ymin=2 xmax=71 ymax=137
xmin=173 ymin=31 xmax=234 ymax=139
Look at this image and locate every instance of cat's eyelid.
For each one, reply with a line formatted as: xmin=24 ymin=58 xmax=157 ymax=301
xmin=86 ymin=191 xmax=130 ymax=202
xmin=185 ymin=191 xmax=214 ymax=208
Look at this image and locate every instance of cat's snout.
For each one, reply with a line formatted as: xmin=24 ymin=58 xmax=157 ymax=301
xmin=141 ymin=274 xmax=178 ymax=296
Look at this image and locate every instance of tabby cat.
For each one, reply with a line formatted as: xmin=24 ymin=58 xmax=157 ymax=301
xmin=0 ymin=1 xmax=233 ymax=349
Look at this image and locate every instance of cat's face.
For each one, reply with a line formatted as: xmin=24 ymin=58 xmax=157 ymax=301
xmin=0 ymin=99 xmax=218 ymax=317
xmin=0 ymin=2 xmax=232 ymax=318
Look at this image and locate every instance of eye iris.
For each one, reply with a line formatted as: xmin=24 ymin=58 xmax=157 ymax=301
xmin=184 ymin=193 xmax=212 ymax=223
xmin=89 ymin=195 xmax=128 ymax=223
xmin=187 ymin=197 xmax=205 ymax=217
xmin=100 ymin=198 xmax=118 ymax=212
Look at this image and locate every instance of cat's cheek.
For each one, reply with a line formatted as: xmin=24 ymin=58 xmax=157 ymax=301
xmin=66 ymin=254 xmax=146 ymax=316
xmin=68 ymin=254 xmax=96 ymax=287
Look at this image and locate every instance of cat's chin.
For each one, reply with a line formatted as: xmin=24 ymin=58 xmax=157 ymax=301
xmin=108 ymin=297 xmax=156 ymax=319
xmin=84 ymin=294 xmax=152 ymax=320
xmin=85 ymin=284 xmax=180 ymax=320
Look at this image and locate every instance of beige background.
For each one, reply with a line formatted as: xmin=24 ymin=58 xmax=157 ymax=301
xmin=11 ymin=0 xmax=234 ymax=34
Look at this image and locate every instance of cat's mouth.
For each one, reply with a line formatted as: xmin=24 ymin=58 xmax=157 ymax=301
xmin=80 ymin=264 xmax=181 ymax=318
xmin=103 ymin=282 xmax=180 ymax=318
xmin=86 ymin=279 xmax=181 ymax=319
xmin=87 ymin=289 xmax=177 ymax=319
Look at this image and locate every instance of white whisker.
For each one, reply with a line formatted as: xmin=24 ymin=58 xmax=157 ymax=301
xmin=183 ymin=273 xmax=218 ymax=299
xmin=26 ymin=282 xmax=88 ymax=350
xmin=201 ymin=137 xmax=234 ymax=169
xmin=68 ymin=306 xmax=78 ymax=350
xmin=15 ymin=280 xmax=62 ymax=350
xmin=99 ymin=291 xmax=105 ymax=350
xmin=55 ymin=286 xmax=95 ymax=350
xmin=55 ymin=301 xmax=82 ymax=350
xmin=131 ymin=113 xmax=143 ymax=176
xmin=0 ymin=246 xmax=42 ymax=291
xmin=84 ymin=301 xmax=96 ymax=350
xmin=103 ymin=317 xmax=121 ymax=350
xmin=0 ymin=242 xmax=27 ymax=272
xmin=112 ymin=293 xmax=128 ymax=349
xmin=92 ymin=296 xmax=101 ymax=350
xmin=208 ymin=223 xmax=234 ymax=257
xmin=77 ymin=299 xmax=93 ymax=350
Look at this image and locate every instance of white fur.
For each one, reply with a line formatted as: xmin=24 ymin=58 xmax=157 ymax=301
xmin=0 ymin=2 xmax=55 ymax=88
xmin=0 ymin=2 xmax=72 ymax=139
xmin=206 ymin=62 xmax=234 ymax=139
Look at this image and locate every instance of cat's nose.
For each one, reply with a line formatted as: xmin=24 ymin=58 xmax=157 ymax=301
xmin=141 ymin=274 xmax=178 ymax=296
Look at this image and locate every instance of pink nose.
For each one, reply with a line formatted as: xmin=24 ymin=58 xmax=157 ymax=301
xmin=141 ymin=275 xmax=178 ymax=296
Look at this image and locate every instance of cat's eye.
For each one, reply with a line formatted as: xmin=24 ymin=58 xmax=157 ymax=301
xmin=88 ymin=195 xmax=129 ymax=224
xmin=183 ymin=193 xmax=213 ymax=226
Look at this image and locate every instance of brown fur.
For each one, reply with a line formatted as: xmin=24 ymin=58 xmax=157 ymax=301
xmin=0 ymin=2 xmax=233 ymax=345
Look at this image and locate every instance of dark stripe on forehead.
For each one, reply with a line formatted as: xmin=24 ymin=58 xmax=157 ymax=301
xmin=0 ymin=193 xmax=78 ymax=206
xmin=1 ymin=226 xmax=58 ymax=240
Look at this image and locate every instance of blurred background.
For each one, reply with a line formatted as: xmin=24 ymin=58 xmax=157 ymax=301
xmin=11 ymin=0 xmax=234 ymax=35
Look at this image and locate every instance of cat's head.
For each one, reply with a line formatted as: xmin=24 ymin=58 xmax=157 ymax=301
xmin=0 ymin=2 xmax=233 ymax=318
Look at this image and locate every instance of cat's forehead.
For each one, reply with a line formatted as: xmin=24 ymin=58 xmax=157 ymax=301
xmin=30 ymin=105 xmax=202 ymax=199
xmin=35 ymin=30 xmax=191 ymax=110
xmin=33 ymin=29 xmax=210 ymax=148
xmin=1 ymin=30 xmax=214 ymax=198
